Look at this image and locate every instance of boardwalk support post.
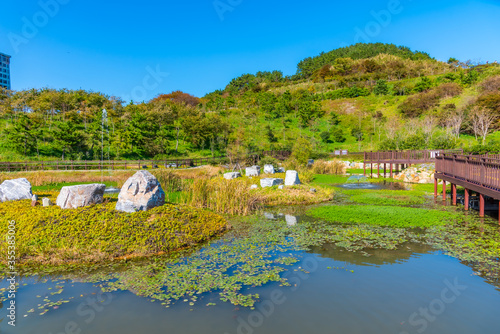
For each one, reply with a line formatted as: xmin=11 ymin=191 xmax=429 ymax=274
xmin=434 ymin=178 xmax=438 ymax=198
xmin=442 ymin=180 xmax=446 ymax=201
xmin=479 ymin=193 xmax=485 ymax=218
xmin=363 ymin=152 xmax=366 ymax=176
xmin=452 ymin=184 xmax=457 ymax=206
xmin=464 ymin=189 xmax=469 ymax=211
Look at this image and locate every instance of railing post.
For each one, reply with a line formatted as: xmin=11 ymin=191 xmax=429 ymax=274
xmin=363 ymin=152 xmax=366 ymax=176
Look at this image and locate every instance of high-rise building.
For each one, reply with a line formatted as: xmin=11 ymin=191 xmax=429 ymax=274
xmin=0 ymin=52 xmax=11 ymax=90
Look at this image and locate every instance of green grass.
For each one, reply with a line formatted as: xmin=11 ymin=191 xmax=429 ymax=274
xmin=307 ymin=205 xmax=462 ymax=228
xmin=311 ymin=174 xmax=350 ymax=185
xmin=32 ymin=181 xmax=118 ymax=192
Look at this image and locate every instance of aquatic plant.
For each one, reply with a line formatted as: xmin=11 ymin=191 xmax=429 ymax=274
xmin=307 ymin=205 xmax=463 ymax=228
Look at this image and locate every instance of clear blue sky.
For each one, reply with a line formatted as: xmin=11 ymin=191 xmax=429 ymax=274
xmin=0 ymin=0 xmax=499 ymax=101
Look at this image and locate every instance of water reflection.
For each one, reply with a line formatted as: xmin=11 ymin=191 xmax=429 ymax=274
xmin=309 ymin=242 xmax=434 ymax=267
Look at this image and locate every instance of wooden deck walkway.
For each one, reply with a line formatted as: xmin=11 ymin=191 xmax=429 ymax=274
xmin=364 ymin=150 xmax=500 ymax=222
xmin=435 ymin=153 xmax=500 ymax=220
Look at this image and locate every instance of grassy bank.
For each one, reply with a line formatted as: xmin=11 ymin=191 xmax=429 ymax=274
xmin=0 ymin=194 xmax=227 ymax=266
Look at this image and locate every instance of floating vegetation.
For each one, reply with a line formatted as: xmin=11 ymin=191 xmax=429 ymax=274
xmin=342 ymin=189 xmax=429 ymax=206
xmin=307 ymin=205 xmax=463 ymax=228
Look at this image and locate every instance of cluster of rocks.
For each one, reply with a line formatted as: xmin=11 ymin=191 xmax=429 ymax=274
xmin=223 ymin=164 xmax=300 ymax=189
xmin=394 ymin=164 xmax=436 ymax=184
xmin=0 ymin=171 xmax=166 ymax=213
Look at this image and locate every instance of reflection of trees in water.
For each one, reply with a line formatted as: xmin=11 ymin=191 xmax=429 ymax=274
xmin=308 ymin=242 xmax=434 ymax=267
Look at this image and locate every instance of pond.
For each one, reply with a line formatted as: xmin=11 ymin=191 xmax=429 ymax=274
xmin=1 ymin=211 xmax=499 ymax=334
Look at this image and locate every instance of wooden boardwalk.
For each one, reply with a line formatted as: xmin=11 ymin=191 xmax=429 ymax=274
xmin=435 ymin=153 xmax=500 ymax=220
xmin=365 ymin=150 xmax=500 ymax=222
xmin=363 ymin=150 xmax=461 ymax=178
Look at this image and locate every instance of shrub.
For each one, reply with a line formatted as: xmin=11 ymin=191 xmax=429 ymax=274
xmin=430 ymin=135 xmax=457 ymax=150
xmin=290 ymin=137 xmax=313 ymax=166
xmin=399 ymin=83 xmax=463 ymax=118
xmin=330 ymin=127 xmax=346 ymax=143
xmin=320 ymin=131 xmax=331 ymax=143
xmin=435 ymin=82 xmax=462 ymax=98
xmin=373 ymin=80 xmax=390 ymax=95
xmin=479 ymin=75 xmax=500 ymax=92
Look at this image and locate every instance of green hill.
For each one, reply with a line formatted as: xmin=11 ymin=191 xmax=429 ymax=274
xmin=1 ymin=43 xmax=500 ymax=162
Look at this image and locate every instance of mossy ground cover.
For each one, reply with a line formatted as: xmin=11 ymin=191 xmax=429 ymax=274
xmin=0 ymin=194 xmax=227 ymax=266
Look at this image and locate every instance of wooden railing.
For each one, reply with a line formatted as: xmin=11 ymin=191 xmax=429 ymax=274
xmin=0 ymin=150 xmax=291 ymax=172
xmin=436 ymin=153 xmax=500 ymax=191
xmin=365 ymin=149 xmax=463 ymax=164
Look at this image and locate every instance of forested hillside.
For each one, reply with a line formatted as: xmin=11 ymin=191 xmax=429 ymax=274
xmin=1 ymin=43 xmax=499 ymax=161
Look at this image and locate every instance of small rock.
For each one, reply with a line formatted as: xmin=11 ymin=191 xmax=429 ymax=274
xmin=32 ymin=194 xmax=38 ymax=201
xmin=276 ymin=167 xmax=286 ymax=173
xmin=42 ymin=198 xmax=51 ymax=207
xmin=264 ymin=212 xmax=276 ymax=220
xmin=31 ymin=200 xmax=39 ymax=207
xmin=260 ymin=178 xmax=283 ymax=188
xmin=250 ymin=184 xmax=258 ymax=190
xmin=224 ymin=172 xmax=242 ymax=180
xmin=285 ymin=215 xmax=297 ymax=226
xmin=278 ymin=185 xmax=284 ymax=190
xmin=310 ymin=188 xmax=317 ymax=193
xmin=246 ymin=166 xmax=261 ymax=177
xmin=263 ymin=164 xmax=275 ymax=174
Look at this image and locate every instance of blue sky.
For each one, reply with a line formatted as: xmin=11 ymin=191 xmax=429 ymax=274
xmin=0 ymin=0 xmax=499 ymax=101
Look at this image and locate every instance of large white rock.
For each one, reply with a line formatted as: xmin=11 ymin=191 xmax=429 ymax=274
xmin=56 ymin=184 xmax=106 ymax=209
xmin=284 ymin=170 xmax=301 ymax=186
xmin=260 ymin=178 xmax=283 ymax=188
xmin=115 ymin=171 xmax=165 ymax=213
xmin=0 ymin=178 xmax=33 ymax=202
xmin=263 ymin=164 xmax=275 ymax=174
xmin=246 ymin=166 xmax=261 ymax=177
xmin=224 ymin=172 xmax=242 ymax=180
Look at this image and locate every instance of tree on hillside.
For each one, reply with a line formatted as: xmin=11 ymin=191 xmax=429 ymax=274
xmin=151 ymin=91 xmax=200 ymax=107
xmin=4 ymin=114 xmax=38 ymax=156
xmin=470 ymin=107 xmax=497 ymax=144
xmin=52 ymin=120 xmax=85 ymax=160
xmin=373 ymin=80 xmax=389 ymax=95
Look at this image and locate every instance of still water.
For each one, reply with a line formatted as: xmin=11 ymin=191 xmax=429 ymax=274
xmin=1 ymin=213 xmax=499 ymax=334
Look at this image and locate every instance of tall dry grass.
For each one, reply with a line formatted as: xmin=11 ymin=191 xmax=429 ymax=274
xmin=311 ymin=160 xmax=346 ymax=175
xmin=182 ymin=178 xmax=265 ymax=215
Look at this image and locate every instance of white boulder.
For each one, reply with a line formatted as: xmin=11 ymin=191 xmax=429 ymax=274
xmin=224 ymin=172 xmax=242 ymax=180
xmin=0 ymin=178 xmax=33 ymax=202
xmin=115 ymin=171 xmax=165 ymax=213
xmin=284 ymin=170 xmax=301 ymax=186
xmin=260 ymin=178 xmax=283 ymax=188
xmin=264 ymin=164 xmax=275 ymax=174
xmin=57 ymin=184 xmax=106 ymax=209
xmin=246 ymin=166 xmax=261 ymax=177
